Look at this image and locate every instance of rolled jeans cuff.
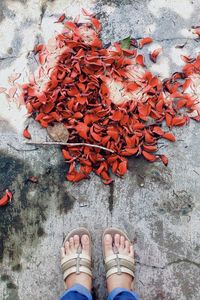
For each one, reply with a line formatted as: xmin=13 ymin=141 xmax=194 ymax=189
xmin=60 ymin=283 xmax=92 ymax=300
xmin=108 ymin=287 xmax=140 ymax=300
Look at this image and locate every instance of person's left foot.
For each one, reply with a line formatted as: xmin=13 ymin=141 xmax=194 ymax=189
xmin=61 ymin=234 xmax=92 ymax=291
xmin=103 ymin=233 xmax=134 ymax=293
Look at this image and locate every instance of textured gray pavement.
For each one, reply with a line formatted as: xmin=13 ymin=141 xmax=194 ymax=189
xmin=0 ymin=1 xmax=200 ymax=299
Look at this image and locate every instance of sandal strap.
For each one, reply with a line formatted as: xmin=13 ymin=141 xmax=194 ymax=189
xmin=63 ymin=266 xmax=92 ymax=288
xmin=105 ymin=254 xmax=135 ymax=278
xmin=62 ymin=258 xmax=91 ymax=273
xmin=105 ymin=254 xmax=134 ymax=264
xmin=61 ymin=253 xmax=91 ymax=265
xmin=106 ymin=266 xmax=134 ymax=279
xmin=61 ymin=253 xmax=91 ymax=273
xmin=61 ymin=250 xmax=92 ymax=285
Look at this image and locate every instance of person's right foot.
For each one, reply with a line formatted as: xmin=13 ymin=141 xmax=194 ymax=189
xmin=103 ymin=233 xmax=134 ymax=293
xmin=61 ymin=234 xmax=92 ymax=291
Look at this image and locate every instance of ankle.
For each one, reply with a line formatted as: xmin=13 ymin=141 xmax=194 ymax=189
xmin=107 ymin=274 xmax=133 ymax=293
xmin=65 ymin=274 xmax=92 ymax=291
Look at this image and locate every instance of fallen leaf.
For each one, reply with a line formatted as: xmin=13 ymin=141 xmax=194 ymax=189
xmin=47 ymin=123 xmax=69 ymax=142
xmin=120 ymin=36 xmax=131 ymax=49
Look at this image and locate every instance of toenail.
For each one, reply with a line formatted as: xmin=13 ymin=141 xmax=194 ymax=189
xmin=82 ymin=235 xmax=89 ymax=242
xmin=105 ymin=234 xmax=112 ymax=241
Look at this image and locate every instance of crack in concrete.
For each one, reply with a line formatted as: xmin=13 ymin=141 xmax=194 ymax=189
xmin=39 ymin=3 xmax=47 ymax=27
xmin=136 ymin=261 xmax=165 ymax=269
xmin=0 ymin=56 xmax=18 ymax=61
xmin=0 ymin=49 xmax=35 ymax=62
xmin=166 ymin=258 xmax=200 ymax=268
xmin=154 ymin=37 xmax=199 ymax=42
xmin=133 ymin=36 xmax=199 ymax=42
xmin=108 ymin=181 xmax=114 ymax=214
xmin=136 ymin=258 xmax=200 ymax=269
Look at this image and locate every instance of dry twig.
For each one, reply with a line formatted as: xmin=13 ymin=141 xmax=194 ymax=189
xmin=24 ymin=141 xmax=115 ymax=153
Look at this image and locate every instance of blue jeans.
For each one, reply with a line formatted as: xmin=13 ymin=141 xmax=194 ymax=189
xmin=60 ymin=284 xmax=140 ymax=300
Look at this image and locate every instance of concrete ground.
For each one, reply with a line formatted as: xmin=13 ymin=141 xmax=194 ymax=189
xmin=0 ymin=0 xmax=200 ymax=299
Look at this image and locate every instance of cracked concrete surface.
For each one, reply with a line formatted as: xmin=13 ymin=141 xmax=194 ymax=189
xmin=0 ymin=0 xmax=200 ymax=299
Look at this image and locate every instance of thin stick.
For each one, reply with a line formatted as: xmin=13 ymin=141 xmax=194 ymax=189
xmin=24 ymin=141 xmax=115 ymax=153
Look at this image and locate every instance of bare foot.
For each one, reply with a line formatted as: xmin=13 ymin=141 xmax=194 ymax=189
xmin=103 ymin=233 xmax=134 ymax=293
xmin=61 ymin=234 xmax=92 ymax=291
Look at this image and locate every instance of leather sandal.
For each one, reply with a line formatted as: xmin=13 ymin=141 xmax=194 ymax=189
xmin=61 ymin=227 xmax=92 ymax=288
xmin=102 ymin=227 xmax=135 ymax=288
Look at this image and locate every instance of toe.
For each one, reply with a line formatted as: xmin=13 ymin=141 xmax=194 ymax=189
xmin=125 ymin=240 xmax=130 ymax=253
xmin=120 ymin=235 xmax=125 ymax=249
xmin=130 ymin=245 xmax=134 ymax=258
xmin=74 ymin=235 xmax=80 ymax=250
xmin=69 ymin=237 xmax=74 ymax=250
xmin=64 ymin=241 xmax=70 ymax=255
xmin=104 ymin=234 xmax=113 ymax=256
xmin=114 ymin=234 xmax=120 ymax=248
xmin=81 ymin=235 xmax=90 ymax=254
xmin=61 ymin=246 xmax=65 ymax=258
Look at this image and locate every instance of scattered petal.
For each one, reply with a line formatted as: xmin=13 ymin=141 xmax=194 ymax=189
xmin=149 ymin=48 xmax=162 ymax=63
xmin=139 ymin=37 xmax=153 ymax=48
xmin=23 ymin=127 xmax=31 ymax=139
xmin=159 ymin=155 xmax=168 ymax=166
xmin=55 ymin=13 xmax=66 ymax=23
xmin=0 ymin=190 xmax=13 ymax=207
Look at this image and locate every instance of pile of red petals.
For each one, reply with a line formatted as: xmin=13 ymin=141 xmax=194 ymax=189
xmin=18 ymin=11 xmax=200 ymax=184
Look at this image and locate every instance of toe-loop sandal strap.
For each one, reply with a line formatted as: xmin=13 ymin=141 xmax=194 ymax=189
xmin=61 ymin=253 xmax=91 ymax=265
xmin=105 ymin=254 xmax=134 ymax=264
